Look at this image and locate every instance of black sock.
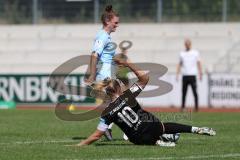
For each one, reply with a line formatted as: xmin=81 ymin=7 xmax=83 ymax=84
xmin=163 ymin=122 xmax=192 ymax=134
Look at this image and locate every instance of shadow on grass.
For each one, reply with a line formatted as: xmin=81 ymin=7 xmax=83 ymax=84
xmin=95 ymin=143 xmax=134 ymax=146
xmin=72 ymin=137 xmax=128 ymax=142
xmin=72 ymin=137 xmax=87 ymax=140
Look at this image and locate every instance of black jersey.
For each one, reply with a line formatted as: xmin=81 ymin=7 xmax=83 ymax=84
xmin=97 ymin=83 xmax=163 ymax=145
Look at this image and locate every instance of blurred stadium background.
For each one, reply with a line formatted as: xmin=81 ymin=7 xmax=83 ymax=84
xmin=0 ymin=0 xmax=240 ymax=109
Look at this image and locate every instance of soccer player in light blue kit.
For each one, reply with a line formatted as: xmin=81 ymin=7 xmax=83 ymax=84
xmin=92 ymin=29 xmax=116 ymax=81
xmin=86 ymin=5 xmax=119 ymax=84
xmin=85 ymin=5 xmax=119 ymax=141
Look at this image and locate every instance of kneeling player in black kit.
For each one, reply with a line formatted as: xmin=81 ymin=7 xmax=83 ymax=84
xmin=74 ymin=57 xmax=216 ymax=147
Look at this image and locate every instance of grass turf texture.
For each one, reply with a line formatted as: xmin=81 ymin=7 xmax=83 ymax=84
xmin=0 ymin=109 xmax=240 ymax=160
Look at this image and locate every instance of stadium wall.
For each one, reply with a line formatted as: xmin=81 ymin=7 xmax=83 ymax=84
xmin=0 ymin=23 xmax=240 ymax=108
xmin=0 ymin=73 xmax=239 ymax=108
xmin=0 ymin=23 xmax=240 ymax=73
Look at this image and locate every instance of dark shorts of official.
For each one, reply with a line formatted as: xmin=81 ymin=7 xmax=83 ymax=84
xmin=129 ymin=120 xmax=164 ymax=145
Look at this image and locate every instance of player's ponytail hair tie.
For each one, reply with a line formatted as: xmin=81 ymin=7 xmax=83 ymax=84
xmin=105 ymin=5 xmax=113 ymax=12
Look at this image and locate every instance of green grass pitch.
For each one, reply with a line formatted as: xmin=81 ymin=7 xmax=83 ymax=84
xmin=0 ymin=109 xmax=240 ymax=160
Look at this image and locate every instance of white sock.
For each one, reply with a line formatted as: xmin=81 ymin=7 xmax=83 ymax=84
xmin=108 ymin=123 xmax=114 ymax=129
xmin=191 ymin=126 xmax=199 ymax=133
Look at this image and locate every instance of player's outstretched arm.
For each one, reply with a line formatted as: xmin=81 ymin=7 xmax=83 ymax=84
xmin=197 ymin=60 xmax=203 ymax=81
xmin=176 ymin=61 xmax=182 ymax=82
xmin=128 ymin=61 xmax=149 ymax=89
xmin=75 ymin=129 xmax=105 ymax=147
xmin=114 ymin=56 xmax=149 ymax=89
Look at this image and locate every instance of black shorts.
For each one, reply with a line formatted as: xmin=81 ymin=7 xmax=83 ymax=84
xmin=129 ymin=120 xmax=164 ymax=145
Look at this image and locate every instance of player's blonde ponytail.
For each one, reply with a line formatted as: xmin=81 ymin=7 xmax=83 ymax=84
xmin=92 ymin=78 xmax=111 ymax=91
xmin=91 ymin=78 xmax=121 ymax=99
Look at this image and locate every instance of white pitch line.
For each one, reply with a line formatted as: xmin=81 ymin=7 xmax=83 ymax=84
xmin=90 ymin=153 xmax=240 ymax=160
xmin=159 ymin=153 xmax=240 ymax=159
xmin=0 ymin=140 xmax=76 ymax=145
xmin=1 ymin=141 xmax=239 ymax=160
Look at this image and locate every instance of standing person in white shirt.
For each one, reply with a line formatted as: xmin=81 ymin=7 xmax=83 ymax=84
xmin=176 ymin=39 xmax=203 ymax=112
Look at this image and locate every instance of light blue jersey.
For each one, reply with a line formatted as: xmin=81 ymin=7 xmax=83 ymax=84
xmin=92 ymin=29 xmax=116 ymax=81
